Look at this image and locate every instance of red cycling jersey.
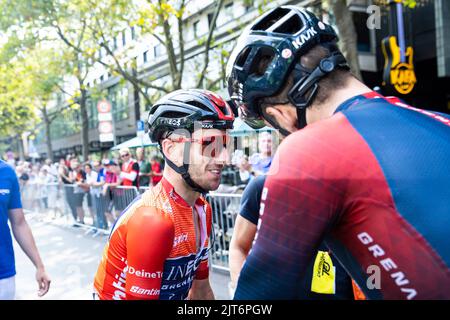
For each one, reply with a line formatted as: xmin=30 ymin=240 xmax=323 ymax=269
xmin=94 ymin=178 xmax=212 ymax=300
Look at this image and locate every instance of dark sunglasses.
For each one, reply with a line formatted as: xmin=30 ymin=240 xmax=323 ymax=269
xmin=120 ymin=153 xmax=130 ymax=158
xmin=231 ymin=98 xmax=266 ymax=129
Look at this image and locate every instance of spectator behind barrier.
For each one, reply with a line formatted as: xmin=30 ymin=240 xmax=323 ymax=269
xmin=150 ymin=156 xmax=163 ymax=186
xmin=249 ymin=132 xmax=274 ymax=176
xmin=102 ymin=160 xmax=121 ymax=227
xmin=118 ymin=148 xmax=139 ymax=188
xmin=136 ymin=147 xmax=151 ymax=187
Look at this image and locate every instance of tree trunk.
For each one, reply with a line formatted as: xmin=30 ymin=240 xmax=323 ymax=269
xmin=132 ymin=65 xmax=141 ymax=122
xmin=160 ymin=12 xmax=179 ymax=90
xmin=43 ymin=106 xmax=54 ymax=162
xmin=80 ymin=87 xmax=89 ymax=162
xmin=16 ymin=134 xmax=25 ymax=161
xmin=329 ymin=0 xmax=362 ymax=80
xmin=196 ymin=0 xmax=225 ymax=88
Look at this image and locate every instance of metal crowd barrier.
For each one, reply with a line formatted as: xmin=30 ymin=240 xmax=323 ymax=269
xmin=20 ymin=183 xmax=139 ymax=236
xmin=206 ymin=192 xmax=242 ymax=272
xmin=21 ymin=182 xmax=65 ymax=218
xmin=20 ymin=182 xmax=242 ymax=271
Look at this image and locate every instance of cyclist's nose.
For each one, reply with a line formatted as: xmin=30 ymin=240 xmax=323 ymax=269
xmin=214 ymin=144 xmax=230 ymax=165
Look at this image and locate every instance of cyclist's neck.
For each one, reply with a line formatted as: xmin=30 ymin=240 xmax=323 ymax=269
xmin=163 ymin=170 xmax=201 ymax=207
xmin=306 ymin=77 xmax=372 ymax=125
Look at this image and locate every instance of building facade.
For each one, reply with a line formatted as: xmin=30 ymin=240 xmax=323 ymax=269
xmin=33 ymin=0 xmax=450 ymax=159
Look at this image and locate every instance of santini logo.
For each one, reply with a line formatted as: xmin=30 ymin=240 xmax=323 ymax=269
xmin=0 ymin=189 xmax=10 ymax=196
xmin=292 ymin=27 xmax=318 ymax=50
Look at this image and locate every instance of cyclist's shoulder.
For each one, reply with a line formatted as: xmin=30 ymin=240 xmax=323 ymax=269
xmin=281 ymin=113 xmax=354 ymax=152
xmin=242 ymin=174 xmax=266 ymax=196
xmin=0 ymin=159 xmax=12 ymax=170
xmin=112 ymin=194 xmax=174 ymax=239
xmin=128 ymin=205 xmax=174 ymax=235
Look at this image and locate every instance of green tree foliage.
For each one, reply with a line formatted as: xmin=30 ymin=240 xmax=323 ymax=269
xmin=374 ymin=0 xmax=431 ymax=9
xmin=0 ymin=57 xmax=38 ymax=138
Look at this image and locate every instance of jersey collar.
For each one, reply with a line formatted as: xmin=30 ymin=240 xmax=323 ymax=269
xmin=161 ymin=177 xmax=206 ymax=208
xmin=334 ymin=91 xmax=384 ymax=114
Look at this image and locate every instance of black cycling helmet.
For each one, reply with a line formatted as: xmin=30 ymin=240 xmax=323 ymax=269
xmin=148 ymin=89 xmax=234 ymax=142
xmin=226 ymin=5 xmax=348 ymax=134
xmin=147 ymin=89 xmax=234 ymax=193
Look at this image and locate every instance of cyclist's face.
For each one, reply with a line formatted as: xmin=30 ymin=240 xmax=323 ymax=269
xmin=188 ymin=129 xmax=231 ymax=191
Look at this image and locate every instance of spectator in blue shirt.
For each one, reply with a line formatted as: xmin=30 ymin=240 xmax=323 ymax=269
xmin=249 ymin=132 xmax=274 ymax=175
xmin=0 ymin=160 xmax=50 ymax=299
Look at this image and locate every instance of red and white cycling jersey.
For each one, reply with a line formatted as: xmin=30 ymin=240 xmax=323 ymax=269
xmin=94 ymin=178 xmax=212 ymax=300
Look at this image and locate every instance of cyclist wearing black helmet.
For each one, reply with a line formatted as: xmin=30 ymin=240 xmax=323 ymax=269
xmin=94 ymin=89 xmax=234 ymax=300
xmin=228 ymin=6 xmax=450 ymax=299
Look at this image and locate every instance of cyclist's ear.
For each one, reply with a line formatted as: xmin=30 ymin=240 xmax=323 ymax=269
xmin=264 ymin=105 xmax=298 ymax=134
xmin=161 ymin=138 xmax=183 ymax=167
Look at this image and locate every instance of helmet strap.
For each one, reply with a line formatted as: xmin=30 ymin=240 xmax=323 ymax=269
xmin=162 ymin=139 xmax=208 ymax=195
xmin=288 ymin=51 xmax=349 ymax=130
xmin=296 ymin=107 xmax=308 ymax=130
xmin=262 ymin=113 xmax=292 ymax=137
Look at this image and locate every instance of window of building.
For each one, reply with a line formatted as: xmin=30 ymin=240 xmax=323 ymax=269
xmin=51 ymin=108 xmax=81 ymax=139
xmin=113 ymin=36 xmax=118 ymax=50
xmin=109 ymin=84 xmax=129 ymax=122
xmin=143 ymin=50 xmax=148 ymax=63
xmin=207 ymin=13 xmax=214 ymax=27
xmin=244 ymin=0 xmax=253 ymax=12
xmin=224 ymin=3 xmax=234 ymax=20
xmin=87 ymin=98 xmax=98 ymax=129
xmin=122 ymin=30 xmax=127 ymax=47
xmin=154 ymin=44 xmax=164 ymax=57
xmin=193 ymin=20 xmax=200 ymax=38
xmin=131 ymin=26 xmax=135 ymax=40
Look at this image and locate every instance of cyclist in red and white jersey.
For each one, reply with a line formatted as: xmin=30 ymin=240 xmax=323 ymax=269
xmin=94 ymin=89 xmax=234 ymax=300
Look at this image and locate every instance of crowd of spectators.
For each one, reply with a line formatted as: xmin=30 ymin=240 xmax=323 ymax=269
xmin=3 ymin=147 xmax=164 ymax=232
xmin=2 ymin=132 xmax=274 ymax=232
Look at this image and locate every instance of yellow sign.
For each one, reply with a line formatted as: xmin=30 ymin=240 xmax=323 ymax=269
xmin=311 ymin=251 xmax=335 ymax=294
xmin=382 ymin=36 xmax=417 ymax=95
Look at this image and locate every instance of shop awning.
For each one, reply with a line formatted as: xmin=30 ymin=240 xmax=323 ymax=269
xmin=229 ymin=118 xmax=274 ymax=137
xmin=110 ymin=134 xmax=158 ymax=151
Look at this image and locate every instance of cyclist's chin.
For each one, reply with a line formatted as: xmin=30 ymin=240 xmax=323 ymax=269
xmin=198 ymin=172 xmax=222 ymax=191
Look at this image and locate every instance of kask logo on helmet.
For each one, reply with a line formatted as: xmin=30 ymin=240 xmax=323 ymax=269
xmin=291 ymin=27 xmax=318 ymax=50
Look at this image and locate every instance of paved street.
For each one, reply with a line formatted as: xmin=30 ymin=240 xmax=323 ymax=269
xmin=13 ymin=212 xmax=231 ymax=300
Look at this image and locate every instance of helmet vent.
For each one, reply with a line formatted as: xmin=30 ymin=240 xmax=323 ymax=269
xmin=252 ymin=7 xmax=290 ymax=31
xmin=249 ymin=47 xmax=275 ymax=77
xmin=162 ymin=111 xmax=185 ymax=118
xmin=273 ymin=14 xmax=303 ymax=34
xmin=236 ymin=47 xmax=251 ymax=68
xmin=189 ymin=100 xmax=211 ymax=112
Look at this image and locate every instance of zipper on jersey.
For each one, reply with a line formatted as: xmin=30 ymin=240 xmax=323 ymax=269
xmin=192 ymin=208 xmax=200 ymax=253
